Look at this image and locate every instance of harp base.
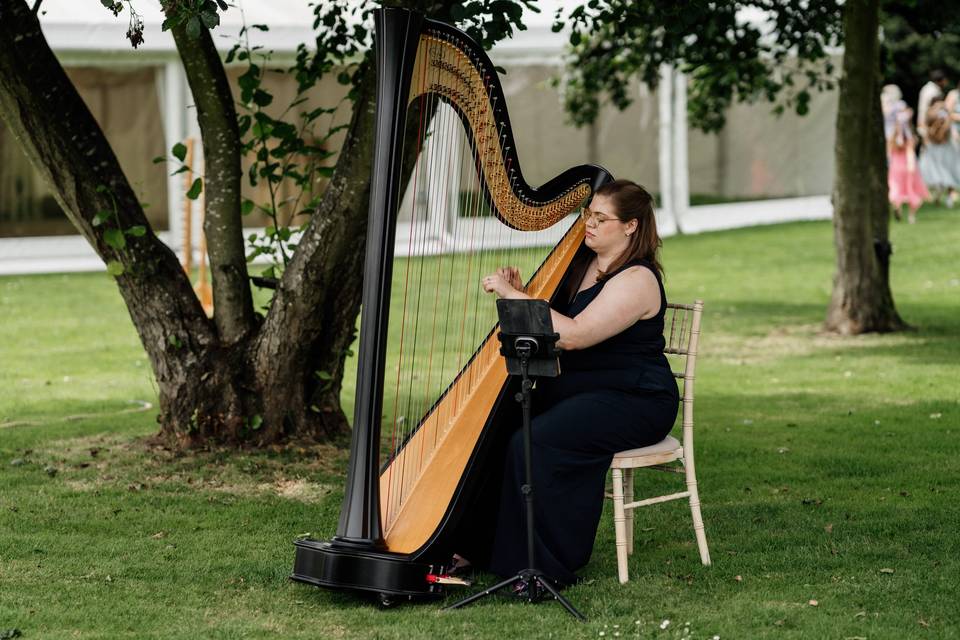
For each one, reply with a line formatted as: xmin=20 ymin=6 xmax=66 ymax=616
xmin=291 ymin=538 xmax=442 ymax=599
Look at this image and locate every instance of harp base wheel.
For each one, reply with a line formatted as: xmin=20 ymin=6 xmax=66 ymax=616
xmin=291 ymin=538 xmax=441 ymax=600
xmin=378 ymin=593 xmax=399 ymax=608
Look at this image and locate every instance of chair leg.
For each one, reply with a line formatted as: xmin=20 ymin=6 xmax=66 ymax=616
xmin=624 ymin=468 xmax=634 ymax=555
xmin=685 ymin=463 xmax=711 ymax=566
xmin=611 ymin=468 xmax=629 ymax=584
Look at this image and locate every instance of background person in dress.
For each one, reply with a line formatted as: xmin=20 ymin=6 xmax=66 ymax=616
xmin=917 ymin=72 xmax=960 ymax=207
xmin=882 ymin=86 xmax=929 ymax=223
xmin=916 ymin=69 xmax=950 ymax=140
xmin=944 ymin=80 xmax=960 ymax=186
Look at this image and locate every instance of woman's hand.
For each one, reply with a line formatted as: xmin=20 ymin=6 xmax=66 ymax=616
xmin=497 ymin=266 xmax=523 ymax=291
xmin=482 ymin=267 xmax=524 ymax=298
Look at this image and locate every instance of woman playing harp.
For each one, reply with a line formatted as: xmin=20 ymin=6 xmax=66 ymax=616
xmin=292 ymin=7 xmax=621 ymax=600
xmin=465 ymin=179 xmax=679 ymax=588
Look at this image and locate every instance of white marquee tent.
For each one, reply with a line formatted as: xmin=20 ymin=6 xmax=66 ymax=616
xmin=0 ymin=0 xmax=832 ymax=275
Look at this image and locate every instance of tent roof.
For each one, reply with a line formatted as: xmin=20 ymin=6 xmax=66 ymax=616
xmin=38 ymin=0 xmax=318 ymax=54
xmin=37 ymin=0 xmax=571 ymax=60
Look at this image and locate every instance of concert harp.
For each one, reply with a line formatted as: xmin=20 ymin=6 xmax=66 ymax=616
xmin=292 ymin=7 xmax=613 ymax=601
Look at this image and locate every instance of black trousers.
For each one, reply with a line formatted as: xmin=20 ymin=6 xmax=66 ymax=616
xmin=486 ymin=388 xmax=677 ymax=585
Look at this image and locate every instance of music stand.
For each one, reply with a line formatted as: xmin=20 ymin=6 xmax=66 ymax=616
xmin=446 ymin=299 xmax=586 ymax=621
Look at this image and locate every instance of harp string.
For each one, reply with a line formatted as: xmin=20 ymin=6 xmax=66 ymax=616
xmin=430 ymin=52 xmax=464 ymax=455
xmin=407 ymin=56 xmax=438 ymax=481
xmin=467 ymin=82 xmax=499 ymax=391
xmin=402 ymin=40 xmax=443 ymax=512
xmin=384 ymin=41 xmax=430 ymax=524
xmin=404 ymin=37 xmax=447 ymax=511
xmin=416 ymin=46 xmax=453 ymax=475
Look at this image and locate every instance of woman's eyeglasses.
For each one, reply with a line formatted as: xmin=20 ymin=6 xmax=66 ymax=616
xmin=580 ymin=207 xmax=619 ymax=226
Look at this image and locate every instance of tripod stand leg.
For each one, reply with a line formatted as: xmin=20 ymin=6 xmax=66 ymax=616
xmin=535 ymin=577 xmax=586 ymax=621
xmin=444 ymin=574 xmax=520 ymax=611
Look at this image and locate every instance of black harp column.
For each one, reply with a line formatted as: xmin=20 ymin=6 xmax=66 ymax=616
xmin=334 ymin=8 xmax=424 ymax=548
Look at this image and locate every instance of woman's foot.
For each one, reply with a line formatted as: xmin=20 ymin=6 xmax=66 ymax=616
xmin=512 ymin=578 xmax=531 ymax=599
xmin=446 ymin=553 xmax=472 ymax=577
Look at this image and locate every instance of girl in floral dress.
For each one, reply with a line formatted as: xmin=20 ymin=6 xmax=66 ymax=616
xmin=887 ymin=100 xmax=930 ymax=223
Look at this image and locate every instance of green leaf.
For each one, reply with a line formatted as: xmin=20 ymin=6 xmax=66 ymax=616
xmin=314 ymin=370 xmax=332 ymax=381
xmin=186 ymin=16 xmax=202 ymax=39
xmin=200 ymin=10 xmax=219 ymax=29
xmin=104 ymin=228 xmax=126 ymax=250
xmin=241 ymin=200 xmax=255 ymax=216
xmin=215 ymin=0 xmax=228 ymax=10
xmin=249 ymin=414 xmax=263 ymax=431
xmin=186 ymin=178 xmax=203 ymax=200
xmin=167 ymin=334 xmax=182 ymax=349
xmin=92 ymin=211 xmax=111 ymax=227
xmin=172 ymin=166 xmax=190 ymax=175
xmin=106 ymin=260 xmax=125 ymax=277
xmin=251 ymin=120 xmax=273 ymax=138
xmin=172 ymin=142 xmax=188 ymax=162
xmin=152 ymin=156 xmax=167 ymax=164
xmin=125 ymin=225 xmax=147 ymax=237
xmin=252 ymin=89 xmax=273 ymax=107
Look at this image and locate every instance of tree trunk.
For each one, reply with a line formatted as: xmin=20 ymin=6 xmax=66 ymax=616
xmin=2 ymin=0 xmax=434 ymax=449
xmin=0 ymin=0 xmax=250 ymax=447
xmin=826 ymin=0 xmax=907 ymax=334
xmin=165 ymin=7 xmax=255 ymax=344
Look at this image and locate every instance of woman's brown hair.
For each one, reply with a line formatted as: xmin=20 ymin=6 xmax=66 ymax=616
xmin=593 ymin=179 xmax=663 ymax=280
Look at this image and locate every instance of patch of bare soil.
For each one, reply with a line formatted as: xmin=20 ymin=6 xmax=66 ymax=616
xmin=36 ymin=433 xmax=346 ymax=504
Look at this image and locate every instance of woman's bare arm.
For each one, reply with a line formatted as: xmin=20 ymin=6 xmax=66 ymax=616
xmin=483 ymin=266 xmax=661 ymax=350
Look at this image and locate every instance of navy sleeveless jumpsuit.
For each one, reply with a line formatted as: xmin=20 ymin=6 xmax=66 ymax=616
xmin=486 ymin=259 xmax=679 ymax=586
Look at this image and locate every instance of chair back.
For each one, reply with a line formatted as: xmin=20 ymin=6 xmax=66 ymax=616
xmin=663 ymin=301 xmax=704 ymax=445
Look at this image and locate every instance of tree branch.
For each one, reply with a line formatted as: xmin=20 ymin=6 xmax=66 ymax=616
xmin=166 ymin=8 xmax=255 ymax=344
xmin=31 ymin=0 xmax=42 ymax=15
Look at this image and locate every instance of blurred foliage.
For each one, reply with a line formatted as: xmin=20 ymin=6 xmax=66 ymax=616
xmin=554 ymin=0 xmax=960 ymax=135
xmin=881 ymin=0 xmax=960 ymax=110
xmin=553 ymin=0 xmax=843 ymax=133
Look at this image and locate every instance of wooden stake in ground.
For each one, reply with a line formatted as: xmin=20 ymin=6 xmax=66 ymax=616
xmin=195 ymin=188 xmax=213 ymax=316
xmin=178 ymin=136 xmax=212 ymax=315
xmin=181 ymin=138 xmax=195 ymax=275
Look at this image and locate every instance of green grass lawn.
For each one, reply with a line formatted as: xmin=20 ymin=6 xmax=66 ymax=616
xmin=2 ymin=206 xmax=959 ymax=639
